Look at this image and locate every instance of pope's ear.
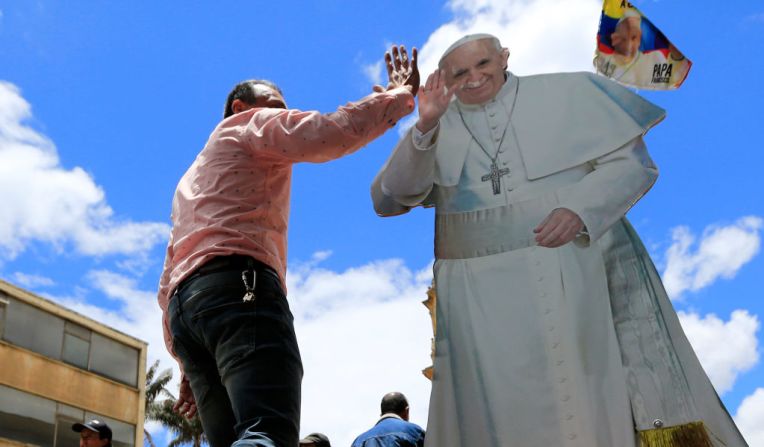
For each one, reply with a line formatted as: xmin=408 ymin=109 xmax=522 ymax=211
xmin=501 ymin=47 xmax=510 ymax=68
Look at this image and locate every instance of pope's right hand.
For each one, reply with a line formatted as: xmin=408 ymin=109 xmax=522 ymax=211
xmin=416 ymin=69 xmax=460 ymax=133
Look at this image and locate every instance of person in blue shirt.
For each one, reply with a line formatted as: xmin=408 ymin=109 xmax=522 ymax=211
xmin=351 ymin=392 xmax=425 ymax=447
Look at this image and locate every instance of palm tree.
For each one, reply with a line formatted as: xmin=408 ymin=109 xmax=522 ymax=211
xmin=143 ymin=360 xmax=174 ymax=447
xmin=151 ymin=399 xmax=206 ymax=447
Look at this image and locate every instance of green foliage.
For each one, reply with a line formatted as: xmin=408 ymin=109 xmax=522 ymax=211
xmin=144 ymin=360 xmax=174 ymax=447
xmin=143 ymin=360 xmax=206 ymax=447
xmin=151 ymin=399 xmax=206 ymax=447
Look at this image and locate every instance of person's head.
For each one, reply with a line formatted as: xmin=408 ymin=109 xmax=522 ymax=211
xmin=438 ymin=34 xmax=510 ymax=105
xmin=72 ymin=419 xmax=112 ymax=447
xmin=223 ymin=79 xmax=286 ymax=118
xmin=298 ymin=432 xmax=331 ymax=447
xmin=380 ymin=391 xmax=410 ymax=421
xmin=611 ymin=12 xmax=642 ymax=61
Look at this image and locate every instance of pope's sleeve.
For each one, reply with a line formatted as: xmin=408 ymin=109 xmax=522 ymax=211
xmin=371 ymin=124 xmax=438 ymax=216
xmin=556 ymin=136 xmax=658 ymax=244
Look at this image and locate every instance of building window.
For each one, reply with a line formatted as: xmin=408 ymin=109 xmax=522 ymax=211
xmin=0 ymin=296 xmax=7 ymax=338
xmin=89 ymin=333 xmax=139 ymax=387
xmin=2 ymin=297 xmax=64 ymax=360
xmin=1 ymin=295 xmax=139 ymax=387
xmin=0 ymin=384 xmax=56 ymax=447
xmin=61 ymin=321 xmax=91 ymax=369
xmin=54 ymin=416 xmax=82 ymax=447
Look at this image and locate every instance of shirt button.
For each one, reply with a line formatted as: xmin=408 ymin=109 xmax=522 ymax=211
xmin=567 ymin=434 xmax=577 ymax=440
xmin=537 ymin=276 xmax=543 ymax=281
xmin=561 ymin=395 xmax=571 ymax=402
xmin=565 ymin=414 xmax=574 ymax=420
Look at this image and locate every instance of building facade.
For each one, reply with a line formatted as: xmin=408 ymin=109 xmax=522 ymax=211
xmin=0 ymin=279 xmax=147 ymax=447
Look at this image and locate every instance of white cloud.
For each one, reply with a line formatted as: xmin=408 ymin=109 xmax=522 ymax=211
xmin=678 ymin=310 xmax=760 ymax=395
xmin=288 ymin=256 xmax=435 ymax=445
xmin=735 ymin=388 xmax=764 ymax=446
xmin=9 ymin=272 xmax=55 ymax=288
xmin=662 ymin=217 xmax=762 ymax=298
xmin=0 ymin=81 xmax=169 ymax=260
xmin=143 ymin=420 xmax=165 ymax=438
xmin=362 ymin=60 xmax=384 ymax=86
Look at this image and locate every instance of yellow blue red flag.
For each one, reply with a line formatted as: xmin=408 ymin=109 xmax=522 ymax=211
xmin=594 ymin=0 xmax=692 ymax=89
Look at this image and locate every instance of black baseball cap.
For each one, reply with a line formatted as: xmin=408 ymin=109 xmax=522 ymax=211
xmin=299 ymin=432 xmax=331 ymax=447
xmin=72 ymin=419 xmax=112 ymax=444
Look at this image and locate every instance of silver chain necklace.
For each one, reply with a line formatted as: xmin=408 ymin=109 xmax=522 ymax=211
xmin=456 ymin=78 xmax=520 ymax=195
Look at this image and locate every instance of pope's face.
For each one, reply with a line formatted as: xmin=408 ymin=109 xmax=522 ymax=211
xmin=442 ymin=39 xmax=509 ymax=105
xmin=611 ymin=17 xmax=641 ymax=59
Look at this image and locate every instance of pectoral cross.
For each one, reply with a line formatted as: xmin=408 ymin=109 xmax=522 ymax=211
xmin=481 ymin=161 xmax=510 ymax=195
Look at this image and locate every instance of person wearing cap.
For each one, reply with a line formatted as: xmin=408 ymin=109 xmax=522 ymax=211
xmin=372 ymin=34 xmax=747 ymax=446
xmin=351 ymin=392 xmax=425 ymax=447
xmin=299 ymin=432 xmax=331 ymax=447
xmin=157 ymin=46 xmax=418 ymax=447
xmin=72 ymin=419 xmax=112 ymax=447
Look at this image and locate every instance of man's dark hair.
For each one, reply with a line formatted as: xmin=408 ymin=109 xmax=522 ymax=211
xmin=223 ymin=79 xmax=283 ymax=118
xmin=380 ymin=392 xmax=409 ymax=416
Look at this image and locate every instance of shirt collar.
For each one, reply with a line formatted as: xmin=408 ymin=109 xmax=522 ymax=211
xmin=377 ymin=413 xmax=404 ymax=424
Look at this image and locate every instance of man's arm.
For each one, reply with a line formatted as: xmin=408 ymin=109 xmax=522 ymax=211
xmin=248 ymin=45 xmax=420 ymax=164
xmin=247 ymin=88 xmax=414 ymax=164
xmin=536 ymin=136 xmax=658 ymax=247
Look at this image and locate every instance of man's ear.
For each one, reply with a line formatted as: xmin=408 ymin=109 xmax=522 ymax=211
xmin=501 ymin=47 xmax=510 ymax=70
xmin=231 ymin=98 xmax=250 ymax=115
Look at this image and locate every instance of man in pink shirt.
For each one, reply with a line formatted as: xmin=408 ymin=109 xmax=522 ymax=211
xmin=158 ymin=46 xmax=419 ymax=447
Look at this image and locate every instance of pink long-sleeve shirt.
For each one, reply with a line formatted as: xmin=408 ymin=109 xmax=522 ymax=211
xmin=158 ymin=86 xmax=414 ymax=365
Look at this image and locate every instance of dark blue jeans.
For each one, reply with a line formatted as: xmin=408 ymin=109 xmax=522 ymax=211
xmin=168 ymin=264 xmax=303 ymax=447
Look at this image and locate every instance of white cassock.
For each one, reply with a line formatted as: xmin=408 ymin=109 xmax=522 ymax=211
xmin=371 ymin=72 xmax=748 ymax=447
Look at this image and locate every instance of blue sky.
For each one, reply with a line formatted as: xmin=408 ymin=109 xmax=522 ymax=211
xmin=1 ymin=0 xmax=762 ymax=445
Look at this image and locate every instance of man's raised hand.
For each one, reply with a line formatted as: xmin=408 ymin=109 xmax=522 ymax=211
xmin=416 ymin=69 xmax=459 ymax=133
xmin=377 ymin=45 xmax=420 ymax=96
